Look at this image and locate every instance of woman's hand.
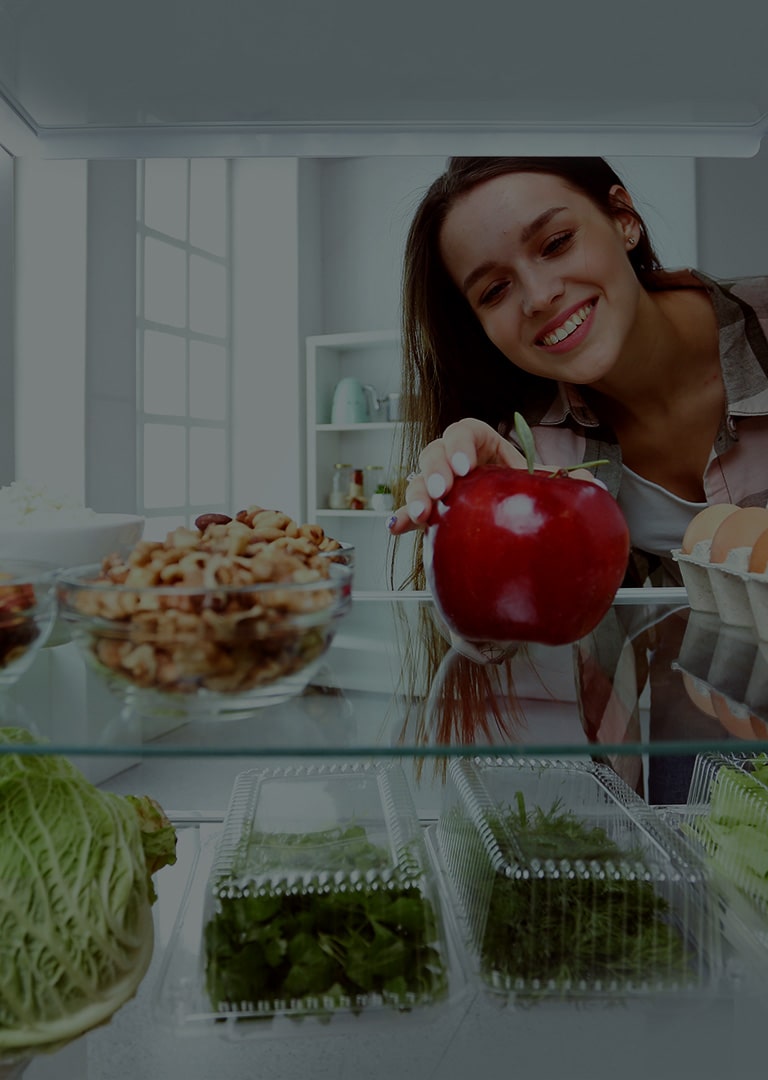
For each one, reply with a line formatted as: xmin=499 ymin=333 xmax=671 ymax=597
xmin=386 ymin=416 xmax=600 ymax=535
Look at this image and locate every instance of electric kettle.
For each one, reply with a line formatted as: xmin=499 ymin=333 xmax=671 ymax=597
xmin=331 ymin=378 xmax=380 ymax=424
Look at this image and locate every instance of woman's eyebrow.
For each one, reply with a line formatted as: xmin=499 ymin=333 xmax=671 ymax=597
xmin=519 ymin=205 xmax=568 ymax=244
xmin=461 ymin=206 xmax=568 ymax=296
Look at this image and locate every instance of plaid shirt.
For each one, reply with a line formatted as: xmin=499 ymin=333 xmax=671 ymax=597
xmin=517 ymin=269 xmax=768 ymax=583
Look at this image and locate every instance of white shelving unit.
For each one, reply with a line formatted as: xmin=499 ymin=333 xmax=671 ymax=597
xmin=306 ymin=330 xmax=416 ymax=591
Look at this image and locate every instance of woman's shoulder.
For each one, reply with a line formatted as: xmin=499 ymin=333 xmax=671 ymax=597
xmin=649 ymin=268 xmax=768 ymax=333
xmin=647 ymin=267 xmax=768 ymax=304
xmin=717 ymin=274 xmax=768 ymax=316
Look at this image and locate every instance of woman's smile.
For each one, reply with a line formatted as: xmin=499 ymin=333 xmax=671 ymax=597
xmin=535 ymin=298 xmax=597 ymax=351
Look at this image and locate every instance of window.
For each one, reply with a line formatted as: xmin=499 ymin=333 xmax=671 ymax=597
xmin=136 ymin=159 xmax=232 ymax=539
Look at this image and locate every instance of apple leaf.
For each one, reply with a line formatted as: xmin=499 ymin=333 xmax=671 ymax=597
xmin=513 ymin=412 xmax=537 ymax=474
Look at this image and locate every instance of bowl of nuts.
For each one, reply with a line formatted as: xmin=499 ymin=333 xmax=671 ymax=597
xmin=0 ymin=560 xmax=58 ymax=691
xmin=56 ymin=507 xmax=354 ymax=718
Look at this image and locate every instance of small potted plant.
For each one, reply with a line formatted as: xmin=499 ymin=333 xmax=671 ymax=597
xmin=370 ymin=483 xmax=394 ymax=513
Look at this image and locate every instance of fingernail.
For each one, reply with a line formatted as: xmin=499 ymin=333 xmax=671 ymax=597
xmin=386 ymin=514 xmax=398 ymax=530
xmin=426 ymin=473 xmax=447 ymax=499
xmin=407 ymin=500 xmax=426 ymax=521
xmin=591 ymin=477 xmax=608 ymax=490
xmin=451 ymin=451 xmax=470 ymax=476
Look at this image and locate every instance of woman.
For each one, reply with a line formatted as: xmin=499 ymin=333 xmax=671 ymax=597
xmin=387 ymin=156 xmax=768 ymax=588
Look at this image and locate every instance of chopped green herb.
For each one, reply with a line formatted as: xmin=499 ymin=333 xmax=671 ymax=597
xmin=459 ymin=797 xmax=692 ymax=998
xmin=204 ymin=825 xmax=447 ymax=1014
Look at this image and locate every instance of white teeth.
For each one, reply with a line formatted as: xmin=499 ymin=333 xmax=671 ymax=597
xmin=541 ymin=303 xmax=593 ymax=347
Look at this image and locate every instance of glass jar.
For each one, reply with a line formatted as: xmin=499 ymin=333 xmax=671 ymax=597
xmin=329 ymin=464 xmax=351 ymax=509
xmin=349 ymin=467 xmax=366 ymax=510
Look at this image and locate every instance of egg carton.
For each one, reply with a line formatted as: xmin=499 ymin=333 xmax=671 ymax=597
xmin=673 ymin=610 xmax=768 ymax=723
xmin=673 ymin=541 xmax=768 ymax=639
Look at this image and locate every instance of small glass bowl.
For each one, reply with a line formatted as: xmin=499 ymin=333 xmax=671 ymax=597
xmin=57 ymin=562 xmax=352 ymax=717
xmin=0 ymin=560 xmax=57 ymax=690
xmin=318 ymin=540 xmax=355 ymax=572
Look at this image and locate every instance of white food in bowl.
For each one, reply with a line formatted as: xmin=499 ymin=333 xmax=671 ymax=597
xmin=0 ymin=484 xmax=144 ymax=569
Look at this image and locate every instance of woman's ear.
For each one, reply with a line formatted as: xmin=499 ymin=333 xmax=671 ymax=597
xmin=608 ymin=184 xmax=640 ymax=247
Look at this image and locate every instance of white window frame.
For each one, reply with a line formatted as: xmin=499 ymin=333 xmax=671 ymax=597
xmin=135 ymin=158 xmax=233 ymax=529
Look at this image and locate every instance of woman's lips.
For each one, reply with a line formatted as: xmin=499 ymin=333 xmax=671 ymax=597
xmin=536 ymin=299 xmax=597 ymax=354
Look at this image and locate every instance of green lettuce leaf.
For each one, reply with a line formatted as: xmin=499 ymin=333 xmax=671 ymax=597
xmin=0 ymin=727 xmax=176 ymax=1054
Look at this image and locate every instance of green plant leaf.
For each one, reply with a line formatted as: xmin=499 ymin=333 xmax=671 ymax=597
xmin=513 ymin=412 xmax=537 ymax=474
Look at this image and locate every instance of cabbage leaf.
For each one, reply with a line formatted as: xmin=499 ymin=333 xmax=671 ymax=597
xmin=0 ymin=728 xmax=176 ymax=1055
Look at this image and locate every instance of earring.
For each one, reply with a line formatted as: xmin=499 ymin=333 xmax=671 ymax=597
xmin=627 ymin=237 xmax=635 ymax=247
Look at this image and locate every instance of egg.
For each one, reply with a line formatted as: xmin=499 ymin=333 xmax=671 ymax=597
xmin=711 ymin=691 xmax=768 ymax=740
xmin=748 ymin=526 xmax=768 ymax=574
xmin=709 ymin=506 xmax=768 ymax=564
xmin=681 ymin=503 xmax=739 ymax=554
xmin=681 ymin=672 xmax=717 ymax=718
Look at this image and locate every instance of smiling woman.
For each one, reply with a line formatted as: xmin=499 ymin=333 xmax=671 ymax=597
xmin=388 ymin=156 xmax=768 ymax=592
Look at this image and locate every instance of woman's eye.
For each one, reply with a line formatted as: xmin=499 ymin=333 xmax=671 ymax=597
xmin=542 ymin=231 xmax=574 ymax=257
xmin=478 ymin=281 xmax=508 ymax=307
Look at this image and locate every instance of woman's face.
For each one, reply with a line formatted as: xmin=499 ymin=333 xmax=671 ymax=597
xmin=438 ymin=171 xmax=644 ymax=387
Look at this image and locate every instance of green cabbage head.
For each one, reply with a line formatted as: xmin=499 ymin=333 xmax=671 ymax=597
xmin=0 ymin=727 xmax=176 ymax=1055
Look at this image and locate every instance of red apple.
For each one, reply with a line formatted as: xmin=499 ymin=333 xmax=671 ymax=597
xmin=424 ymin=465 xmax=630 ymax=646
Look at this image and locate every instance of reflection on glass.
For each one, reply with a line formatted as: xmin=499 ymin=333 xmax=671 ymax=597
xmin=392 ymin=598 xmax=750 ymax=804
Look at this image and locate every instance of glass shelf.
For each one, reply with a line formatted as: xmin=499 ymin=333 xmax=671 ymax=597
xmin=5 ymin=589 xmax=768 ymax=778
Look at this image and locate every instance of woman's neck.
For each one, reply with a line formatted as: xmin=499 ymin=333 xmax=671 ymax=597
xmin=589 ymin=286 xmax=721 ymax=426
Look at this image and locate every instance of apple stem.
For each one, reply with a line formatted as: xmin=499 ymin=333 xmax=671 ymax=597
xmin=514 ymin=413 xmax=608 ymax=478
xmin=549 ymin=459 xmax=609 ymax=477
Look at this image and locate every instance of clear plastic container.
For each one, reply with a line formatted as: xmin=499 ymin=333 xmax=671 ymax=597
xmin=156 ymin=762 xmax=461 ymax=1036
xmin=435 ymin=756 xmax=722 ymax=1003
xmin=685 ymin=751 xmax=768 ymax=913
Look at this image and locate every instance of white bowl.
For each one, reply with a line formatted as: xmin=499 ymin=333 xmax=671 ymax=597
xmin=0 ymin=514 xmax=145 ymax=571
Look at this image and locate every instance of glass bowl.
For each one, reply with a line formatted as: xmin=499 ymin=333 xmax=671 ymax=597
xmin=56 ymin=562 xmax=352 ymax=717
xmin=318 ymin=539 xmax=355 ymax=572
xmin=0 ymin=560 xmax=57 ymax=690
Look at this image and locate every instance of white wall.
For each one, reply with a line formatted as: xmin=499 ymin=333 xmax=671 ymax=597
xmin=0 ymin=149 xmax=13 ymax=485
xmin=696 ymin=138 xmax=768 ymax=277
xmin=317 ymin=156 xmax=445 ymax=333
xmin=14 ymin=157 xmax=87 ymax=500
xmin=86 ymin=159 xmax=138 ymax=513
xmin=231 ymin=158 xmax=309 ymax=522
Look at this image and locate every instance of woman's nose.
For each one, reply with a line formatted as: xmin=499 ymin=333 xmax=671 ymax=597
xmin=519 ymin=268 xmax=565 ymax=317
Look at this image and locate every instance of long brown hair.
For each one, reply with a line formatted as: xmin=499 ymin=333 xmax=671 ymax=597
xmin=392 ymin=156 xmax=662 ymax=589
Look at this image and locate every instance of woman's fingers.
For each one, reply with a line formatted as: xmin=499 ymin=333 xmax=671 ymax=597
xmin=388 ymin=419 xmax=524 ymax=535
xmin=386 ymin=418 xmax=606 ymax=536
xmin=416 ymin=419 xmax=527 ymax=505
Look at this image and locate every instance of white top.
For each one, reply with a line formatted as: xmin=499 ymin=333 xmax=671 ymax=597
xmin=617 ymin=466 xmax=707 ymax=556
